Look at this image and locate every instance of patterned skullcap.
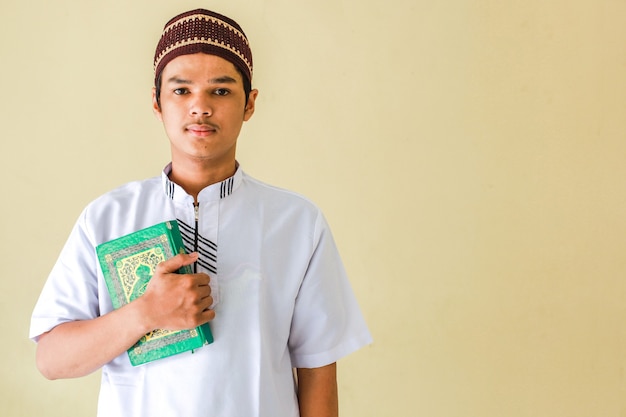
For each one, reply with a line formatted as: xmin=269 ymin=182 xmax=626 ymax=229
xmin=154 ymin=9 xmax=253 ymax=87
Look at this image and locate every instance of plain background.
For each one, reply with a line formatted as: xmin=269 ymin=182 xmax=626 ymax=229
xmin=2 ymin=0 xmax=626 ymax=416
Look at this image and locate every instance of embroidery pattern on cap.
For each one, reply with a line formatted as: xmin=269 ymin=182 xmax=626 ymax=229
xmin=154 ymin=14 xmax=252 ymax=77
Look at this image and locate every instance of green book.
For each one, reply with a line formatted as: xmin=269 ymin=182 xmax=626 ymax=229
xmin=96 ymin=220 xmax=213 ymax=366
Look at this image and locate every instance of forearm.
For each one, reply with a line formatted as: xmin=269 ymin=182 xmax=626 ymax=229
xmin=297 ymin=362 xmax=338 ymax=417
xmin=36 ymin=300 xmax=151 ymax=380
xmin=35 ymin=253 xmax=213 ymax=380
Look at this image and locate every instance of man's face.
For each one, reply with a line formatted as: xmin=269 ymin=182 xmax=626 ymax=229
xmin=152 ymin=53 xmax=257 ymax=169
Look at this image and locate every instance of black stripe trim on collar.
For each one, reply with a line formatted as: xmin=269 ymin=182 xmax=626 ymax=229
xmin=220 ymin=177 xmax=234 ymax=199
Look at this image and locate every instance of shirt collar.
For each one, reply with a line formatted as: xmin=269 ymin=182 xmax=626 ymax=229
xmin=161 ymin=162 xmax=243 ymax=203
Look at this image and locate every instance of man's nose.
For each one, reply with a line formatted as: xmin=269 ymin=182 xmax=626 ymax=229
xmin=190 ymin=95 xmax=212 ymax=116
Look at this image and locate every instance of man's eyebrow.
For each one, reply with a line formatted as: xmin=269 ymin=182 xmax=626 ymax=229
xmin=166 ymin=76 xmax=192 ymax=84
xmin=164 ymin=75 xmax=238 ymax=84
xmin=209 ymin=76 xmax=238 ymax=84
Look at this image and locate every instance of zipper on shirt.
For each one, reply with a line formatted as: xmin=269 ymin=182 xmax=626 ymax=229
xmin=193 ymin=201 xmax=200 ymax=273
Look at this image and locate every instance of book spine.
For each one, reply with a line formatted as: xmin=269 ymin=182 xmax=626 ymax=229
xmin=167 ymin=221 xmax=214 ymax=346
xmin=167 ymin=221 xmax=193 ymax=274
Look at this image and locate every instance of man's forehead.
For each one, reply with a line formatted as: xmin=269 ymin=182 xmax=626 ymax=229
xmin=161 ymin=53 xmax=244 ymax=83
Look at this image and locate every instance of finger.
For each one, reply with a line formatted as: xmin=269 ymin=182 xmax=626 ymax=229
xmin=201 ymin=308 xmax=216 ymax=322
xmin=156 ymin=252 xmax=199 ymax=274
xmin=194 ymin=286 xmax=212 ymax=300
xmin=194 ymin=273 xmax=211 ymax=286
xmin=196 ymin=288 xmax=213 ymax=306
xmin=195 ymin=277 xmax=213 ymax=308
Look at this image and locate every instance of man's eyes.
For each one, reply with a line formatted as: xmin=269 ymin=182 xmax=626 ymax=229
xmin=171 ymin=87 xmax=230 ymax=96
xmin=214 ymin=88 xmax=230 ymax=96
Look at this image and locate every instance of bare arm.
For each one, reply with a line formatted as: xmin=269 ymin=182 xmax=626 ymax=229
xmin=297 ymin=362 xmax=338 ymax=417
xmin=36 ymin=253 xmax=215 ymax=380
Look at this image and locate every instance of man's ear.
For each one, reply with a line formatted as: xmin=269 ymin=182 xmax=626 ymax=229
xmin=152 ymin=87 xmax=163 ymax=121
xmin=243 ymin=89 xmax=259 ymax=121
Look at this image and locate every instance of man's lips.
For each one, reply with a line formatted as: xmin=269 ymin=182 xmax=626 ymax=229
xmin=186 ymin=124 xmax=217 ymax=137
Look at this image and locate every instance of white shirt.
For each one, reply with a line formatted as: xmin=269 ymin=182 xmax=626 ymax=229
xmin=30 ymin=164 xmax=372 ymax=417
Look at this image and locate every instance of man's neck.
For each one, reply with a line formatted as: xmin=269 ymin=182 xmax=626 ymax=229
xmin=168 ymin=159 xmax=237 ymax=201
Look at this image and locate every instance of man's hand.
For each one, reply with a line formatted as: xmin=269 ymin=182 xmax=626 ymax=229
xmin=36 ymin=252 xmax=215 ymax=380
xmin=137 ymin=252 xmax=216 ymax=332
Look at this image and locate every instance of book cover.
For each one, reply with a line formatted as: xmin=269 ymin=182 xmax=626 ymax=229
xmin=96 ymin=220 xmax=213 ymax=366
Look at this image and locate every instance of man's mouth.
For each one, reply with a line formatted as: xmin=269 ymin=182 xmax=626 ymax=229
xmin=186 ymin=124 xmax=217 ymax=137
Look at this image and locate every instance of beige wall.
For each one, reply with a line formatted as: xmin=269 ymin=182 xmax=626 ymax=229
xmin=1 ymin=0 xmax=625 ymax=416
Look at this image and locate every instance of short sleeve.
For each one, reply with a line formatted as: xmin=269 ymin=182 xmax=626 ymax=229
xmin=288 ymin=213 xmax=372 ymax=368
xmin=29 ymin=208 xmax=101 ymax=342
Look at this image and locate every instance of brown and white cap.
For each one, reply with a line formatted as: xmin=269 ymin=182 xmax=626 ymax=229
xmin=153 ymin=9 xmax=253 ymax=87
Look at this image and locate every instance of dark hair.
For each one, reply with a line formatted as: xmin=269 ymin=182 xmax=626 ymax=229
xmin=155 ymin=66 xmax=252 ymax=110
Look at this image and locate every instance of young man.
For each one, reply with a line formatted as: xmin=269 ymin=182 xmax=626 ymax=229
xmin=30 ymin=9 xmax=371 ymax=417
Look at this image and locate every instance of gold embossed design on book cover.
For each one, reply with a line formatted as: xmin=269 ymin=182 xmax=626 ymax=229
xmin=112 ymin=245 xmax=179 ymax=343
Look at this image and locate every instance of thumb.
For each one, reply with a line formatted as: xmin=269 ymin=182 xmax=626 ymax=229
xmin=156 ymin=252 xmax=198 ymax=274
